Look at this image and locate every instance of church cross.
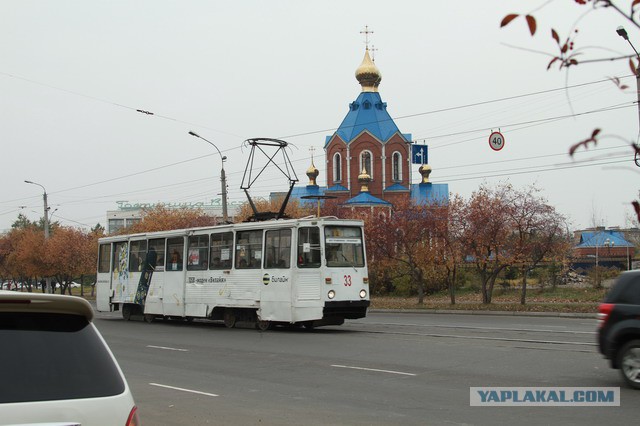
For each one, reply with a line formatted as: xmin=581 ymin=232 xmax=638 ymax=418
xmin=370 ymin=44 xmax=378 ymax=61
xmin=360 ymin=25 xmax=374 ymax=50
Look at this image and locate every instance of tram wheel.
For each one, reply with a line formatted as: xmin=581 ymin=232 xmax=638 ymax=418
xmin=303 ymin=321 xmax=315 ymax=330
xmin=143 ymin=314 xmax=155 ymax=323
xmin=122 ymin=304 xmax=132 ymax=321
xmin=223 ymin=310 xmax=236 ymax=328
xmin=256 ymin=320 xmax=271 ymax=331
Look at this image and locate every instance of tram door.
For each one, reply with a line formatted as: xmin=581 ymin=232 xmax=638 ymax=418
xmin=162 ymin=236 xmax=186 ymax=317
xmin=260 ymin=229 xmax=293 ymax=322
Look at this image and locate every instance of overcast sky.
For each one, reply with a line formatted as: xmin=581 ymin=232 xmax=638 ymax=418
xmin=1 ymin=0 xmax=638 ymax=233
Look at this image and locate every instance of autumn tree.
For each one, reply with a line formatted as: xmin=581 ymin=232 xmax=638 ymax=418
xmin=234 ymin=197 xmax=314 ymax=222
xmin=459 ymin=183 xmax=516 ymax=304
xmin=2 ymin=227 xmax=47 ymax=291
xmin=504 ymin=185 xmax=571 ymax=304
xmin=366 ymin=198 xmax=449 ymax=305
xmin=441 ymin=194 xmax=467 ymax=305
xmin=47 ymin=226 xmax=99 ymax=295
xmin=123 ymin=205 xmax=218 ymax=234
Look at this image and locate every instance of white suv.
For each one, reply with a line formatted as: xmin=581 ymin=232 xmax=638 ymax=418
xmin=0 ymin=291 xmax=139 ymax=425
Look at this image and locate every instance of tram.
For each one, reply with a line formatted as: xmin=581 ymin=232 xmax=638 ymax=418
xmin=96 ymin=217 xmax=370 ymax=329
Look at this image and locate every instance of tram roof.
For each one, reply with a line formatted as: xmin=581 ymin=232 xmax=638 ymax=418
xmin=98 ymin=216 xmax=364 ymax=242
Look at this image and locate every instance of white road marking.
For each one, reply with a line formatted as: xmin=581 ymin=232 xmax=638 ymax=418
xmin=362 ymin=329 xmax=597 ymax=346
xmin=331 ymin=364 xmax=416 ymax=376
xmin=149 ymin=383 xmax=218 ymax=397
xmin=146 ymin=345 xmax=189 ymax=352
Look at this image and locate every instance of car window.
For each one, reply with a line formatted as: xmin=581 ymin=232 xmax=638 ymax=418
xmin=0 ymin=312 xmax=125 ymax=404
xmin=605 ymin=274 xmax=640 ymax=304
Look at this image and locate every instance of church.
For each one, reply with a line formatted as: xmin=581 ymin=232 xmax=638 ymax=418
xmin=279 ymin=44 xmax=449 ymax=212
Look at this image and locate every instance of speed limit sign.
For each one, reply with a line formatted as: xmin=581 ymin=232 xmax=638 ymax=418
xmin=489 ymin=131 xmax=505 ymax=151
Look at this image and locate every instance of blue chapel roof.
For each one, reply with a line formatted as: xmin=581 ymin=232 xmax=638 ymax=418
xmin=410 ymin=183 xmax=449 ymax=205
xmin=577 ymin=230 xmax=633 ymax=248
xmin=326 ymin=91 xmax=408 ymax=147
xmin=343 ymin=191 xmax=392 ymax=206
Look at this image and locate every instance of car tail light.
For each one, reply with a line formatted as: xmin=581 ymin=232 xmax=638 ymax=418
xmin=126 ymin=406 xmax=140 ymax=426
xmin=597 ymin=303 xmax=614 ymax=328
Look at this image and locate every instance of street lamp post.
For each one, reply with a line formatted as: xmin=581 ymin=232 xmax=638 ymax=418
xmin=616 ymin=26 xmax=640 ymax=137
xmin=188 ymin=131 xmax=229 ymax=223
xmin=24 ymin=180 xmax=51 ymax=293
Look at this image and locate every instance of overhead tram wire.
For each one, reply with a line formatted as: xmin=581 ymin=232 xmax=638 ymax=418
xmin=416 ymin=102 xmax=636 ymax=148
xmin=2 ymin=72 xmax=633 ymax=208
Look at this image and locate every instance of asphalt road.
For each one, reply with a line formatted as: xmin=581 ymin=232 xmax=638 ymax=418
xmin=94 ymin=310 xmax=638 ymax=425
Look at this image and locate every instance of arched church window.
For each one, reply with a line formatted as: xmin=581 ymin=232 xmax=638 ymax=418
xmin=333 ymin=152 xmax=342 ymax=182
xmin=360 ymin=150 xmax=373 ymax=179
xmin=392 ymin=151 xmax=402 ymax=182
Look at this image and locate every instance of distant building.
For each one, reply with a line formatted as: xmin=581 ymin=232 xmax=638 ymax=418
xmin=275 ymin=47 xmax=449 ymax=211
xmin=106 ymin=200 xmax=241 ymax=234
xmin=572 ymin=228 xmax=636 ymax=271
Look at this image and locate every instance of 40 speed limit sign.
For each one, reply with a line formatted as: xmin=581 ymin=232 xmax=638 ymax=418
xmin=488 ymin=131 xmax=505 ymax=151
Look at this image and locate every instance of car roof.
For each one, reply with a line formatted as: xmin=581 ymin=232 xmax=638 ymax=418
xmin=0 ymin=291 xmax=94 ymax=321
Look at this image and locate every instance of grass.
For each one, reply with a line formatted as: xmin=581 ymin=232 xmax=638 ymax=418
xmin=24 ymin=284 xmax=605 ymax=314
xmin=370 ymin=286 xmax=607 ymax=314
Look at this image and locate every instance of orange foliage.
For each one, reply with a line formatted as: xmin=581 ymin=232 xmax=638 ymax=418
xmin=123 ymin=205 xmax=218 ymax=234
xmin=234 ymin=197 xmax=314 ymax=222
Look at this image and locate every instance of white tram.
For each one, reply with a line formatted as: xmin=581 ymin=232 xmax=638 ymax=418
xmin=96 ymin=217 xmax=370 ymax=329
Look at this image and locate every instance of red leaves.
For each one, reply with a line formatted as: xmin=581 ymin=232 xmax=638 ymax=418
xmin=500 ymin=14 xmax=536 ymax=35
xmin=608 ymin=76 xmax=629 ymax=90
xmin=525 ymin=15 xmax=537 ymax=36
xmin=501 ymin=14 xmax=518 ymax=27
xmin=629 ymin=58 xmax=638 ymax=75
xmin=569 ymin=128 xmax=601 ymax=157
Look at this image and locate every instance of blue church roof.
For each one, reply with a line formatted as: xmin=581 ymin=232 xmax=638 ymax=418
xmin=410 ymin=183 xmax=449 ymax=205
xmin=326 ymin=91 xmax=409 ymax=146
xmin=343 ymin=192 xmax=392 ymax=206
xmin=288 ymin=185 xmax=326 ymax=207
xmin=385 ymin=183 xmax=409 ymax=192
xmin=577 ymin=230 xmax=633 ymax=248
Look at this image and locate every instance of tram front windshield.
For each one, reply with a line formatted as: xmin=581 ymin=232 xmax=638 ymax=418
xmin=324 ymin=226 xmax=365 ymax=268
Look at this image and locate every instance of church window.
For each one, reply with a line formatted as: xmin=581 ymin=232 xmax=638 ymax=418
xmin=392 ymin=151 xmax=402 ymax=182
xmin=363 ymin=100 xmax=371 ymax=109
xmin=360 ymin=150 xmax=373 ymax=179
xmin=333 ymin=153 xmax=342 ymax=182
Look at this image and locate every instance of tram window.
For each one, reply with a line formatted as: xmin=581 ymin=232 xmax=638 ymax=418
xmin=187 ymin=234 xmax=209 ymax=271
xmin=98 ymin=244 xmax=111 ymax=273
xmin=210 ymin=232 xmax=233 ymax=269
xmin=324 ymin=226 xmax=365 ymax=268
xmin=148 ymin=238 xmax=165 ymax=271
xmin=235 ymin=230 xmax=263 ymax=269
xmin=297 ymin=227 xmax=321 ymax=268
xmin=166 ymin=237 xmax=184 ymax=271
xmin=113 ymin=242 xmax=128 ymax=275
xmin=265 ymin=229 xmax=291 ymax=269
xmin=129 ymin=240 xmax=147 ymax=272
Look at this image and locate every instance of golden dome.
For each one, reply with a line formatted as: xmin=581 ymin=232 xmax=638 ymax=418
xmin=419 ymin=164 xmax=432 ymax=184
xmin=358 ymin=167 xmax=371 ymax=192
xmin=306 ymin=161 xmax=319 ymax=186
xmin=355 ymin=49 xmax=381 ymax=92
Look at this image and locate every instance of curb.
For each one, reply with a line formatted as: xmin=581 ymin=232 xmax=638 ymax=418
xmin=368 ymin=309 xmax=596 ymax=319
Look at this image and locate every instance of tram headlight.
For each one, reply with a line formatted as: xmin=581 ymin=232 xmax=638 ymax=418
xmin=328 ymin=290 xmax=336 ymax=299
xmin=359 ymin=289 xmax=367 ymax=299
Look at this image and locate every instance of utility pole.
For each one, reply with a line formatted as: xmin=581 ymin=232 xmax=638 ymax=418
xmin=25 ymin=180 xmax=51 ymax=293
xmin=188 ymin=131 xmax=229 ymax=223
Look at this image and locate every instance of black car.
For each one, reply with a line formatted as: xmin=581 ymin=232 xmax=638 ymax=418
xmin=598 ymin=270 xmax=640 ymax=389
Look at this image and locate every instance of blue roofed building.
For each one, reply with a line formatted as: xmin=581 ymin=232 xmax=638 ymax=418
xmin=280 ymin=46 xmax=449 ymax=212
xmin=573 ymin=228 xmax=635 ymax=271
